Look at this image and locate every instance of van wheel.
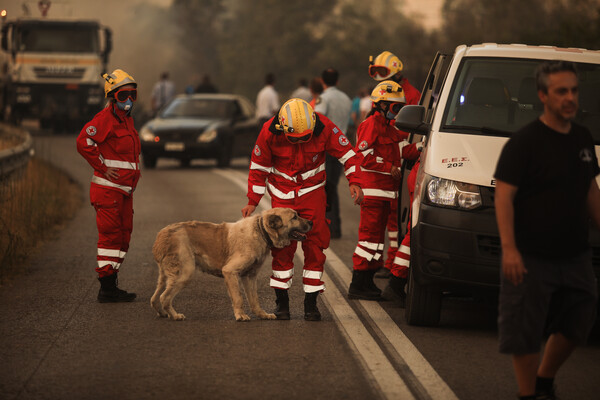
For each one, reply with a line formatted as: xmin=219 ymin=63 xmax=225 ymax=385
xmin=405 ymin=266 xmax=442 ymax=326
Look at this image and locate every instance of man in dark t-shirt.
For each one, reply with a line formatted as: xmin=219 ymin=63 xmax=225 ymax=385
xmin=494 ymin=61 xmax=600 ymax=400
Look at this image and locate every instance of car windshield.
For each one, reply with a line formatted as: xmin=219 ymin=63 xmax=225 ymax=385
xmin=160 ymin=98 xmax=234 ymax=119
xmin=442 ymin=57 xmax=600 ymax=143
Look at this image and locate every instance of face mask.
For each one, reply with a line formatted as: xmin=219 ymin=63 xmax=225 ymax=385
xmin=382 ymin=102 xmax=402 ymax=120
xmin=117 ymin=98 xmax=133 ymax=111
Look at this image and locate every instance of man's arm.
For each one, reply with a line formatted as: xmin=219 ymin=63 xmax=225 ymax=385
xmin=587 ymin=178 xmax=600 ymax=229
xmin=494 ymin=179 xmax=527 ymax=285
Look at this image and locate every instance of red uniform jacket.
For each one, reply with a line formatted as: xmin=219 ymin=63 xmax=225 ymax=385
xmin=400 ymin=77 xmax=421 ymax=106
xmin=247 ymin=113 xmax=360 ymax=205
xmin=76 ymin=105 xmax=141 ymax=196
xmin=355 ymin=113 xmax=420 ymax=200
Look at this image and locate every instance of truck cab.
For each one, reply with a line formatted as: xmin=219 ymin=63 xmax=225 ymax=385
xmin=1 ymin=18 xmax=111 ymax=129
xmin=396 ymin=43 xmax=600 ymax=326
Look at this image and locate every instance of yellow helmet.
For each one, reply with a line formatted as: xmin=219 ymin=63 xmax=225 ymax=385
xmin=368 ymin=51 xmax=403 ymax=81
xmin=276 ymin=98 xmax=317 ymax=143
xmin=370 ymin=80 xmax=406 ymax=104
xmin=102 ymin=69 xmax=137 ymax=97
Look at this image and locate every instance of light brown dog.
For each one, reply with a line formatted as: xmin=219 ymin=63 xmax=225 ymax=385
xmin=150 ymin=207 xmax=312 ymax=321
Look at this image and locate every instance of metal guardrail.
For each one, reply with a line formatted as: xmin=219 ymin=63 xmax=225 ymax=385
xmin=0 ymin=124 xmax=33 ymax=178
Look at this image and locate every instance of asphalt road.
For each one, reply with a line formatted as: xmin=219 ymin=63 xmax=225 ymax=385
xmin=1 ymin=133 xmax=598 ymax=400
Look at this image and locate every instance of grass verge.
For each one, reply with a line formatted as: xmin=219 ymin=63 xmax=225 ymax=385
xmin=0 ymin=157 xmax=82 ymax=284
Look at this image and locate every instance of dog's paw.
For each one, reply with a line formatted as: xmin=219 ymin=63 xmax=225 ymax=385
xmin=235 ymin=313 xmax=251 ymax=322
xmin=256 ymin=311 xmax=277 ymax=320
xmin=169 ymin=313 xmax=186 ymax=321
xmin=262 ymin=312 xmax=277 ymax=320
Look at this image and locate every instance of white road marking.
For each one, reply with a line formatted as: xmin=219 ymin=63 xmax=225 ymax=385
xmin=213 ymin=168 xmax=458 ymax=400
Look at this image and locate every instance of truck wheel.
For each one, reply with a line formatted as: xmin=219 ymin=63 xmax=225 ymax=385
xmin=143 ymin=155 xmax=157 ymax=169
xmin=405 ymin=263 xmax=442 ymax=326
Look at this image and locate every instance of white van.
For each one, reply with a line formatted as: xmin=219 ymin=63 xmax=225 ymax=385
xmin=396 ymin=43 xmax=600 ymax=326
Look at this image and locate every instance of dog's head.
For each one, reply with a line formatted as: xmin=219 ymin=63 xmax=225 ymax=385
xmin=262 ymin=208 xmax=313 ymax=248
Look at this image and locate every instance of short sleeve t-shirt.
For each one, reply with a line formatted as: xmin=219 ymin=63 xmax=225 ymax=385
xmin=494 ymin=119 xmax=599 ymax=258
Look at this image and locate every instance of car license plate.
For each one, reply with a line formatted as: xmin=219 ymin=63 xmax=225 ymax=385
xmin=165 ymin=142 xmax=185 ymax=151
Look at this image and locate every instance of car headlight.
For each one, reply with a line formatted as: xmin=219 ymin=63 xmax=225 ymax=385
xmin=197 ymin=129 xmax=217 ymax=143
xmin=140 ymin=127 xmax=156 ymax=142
xmin=425 ymin=175 xmax=482 ymax=210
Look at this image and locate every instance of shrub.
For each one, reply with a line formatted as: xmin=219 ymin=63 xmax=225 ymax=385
xmin=0 ymin=157 xmax=81 ymax=284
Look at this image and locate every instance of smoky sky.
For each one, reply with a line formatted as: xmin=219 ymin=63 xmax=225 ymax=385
xmin=2 ymin=0 xmax=185 ymax=109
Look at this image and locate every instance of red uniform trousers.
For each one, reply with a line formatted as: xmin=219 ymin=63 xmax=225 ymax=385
xmin=269 ymin=188 xmax=328 ymax=293
xmin=390 ymin=161 xmax=420 ymax=279
xmin=353 ymin=197 xmax=394 ymax=271
xmin=391 ymin=226 xmax=411 ymax=278
xmin=384 ymin=200 xmax=399 ymax=271
xmin=90 ymin=184 xmax=134 ymax=278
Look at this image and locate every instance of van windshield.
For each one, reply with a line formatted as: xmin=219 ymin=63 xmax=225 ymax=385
xmin=442 ymin=58 xmax=600 ymax=143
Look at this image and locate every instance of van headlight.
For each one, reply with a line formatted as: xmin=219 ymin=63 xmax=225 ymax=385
xmin=425 ymin=175 xmax=482 ymax=210
xmin=197 ymin=129 xmax=217 ymax=143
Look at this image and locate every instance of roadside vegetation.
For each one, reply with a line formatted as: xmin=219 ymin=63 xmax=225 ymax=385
xmin=0 ymin=156 xmax=81 ymax=284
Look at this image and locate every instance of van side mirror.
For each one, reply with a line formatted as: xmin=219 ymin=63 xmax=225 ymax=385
xmin=395 ymin=105 xmax=430 ymax=135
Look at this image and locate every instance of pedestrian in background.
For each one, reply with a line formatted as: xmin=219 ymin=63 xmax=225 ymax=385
xmin=348 ymin=87 xmax=372 ymax=145
xmin=290 ymin=78 xmax=312 ymax=102
xmin=255 ymin=72 xmax=280 ymax=126
xmin=314 ymin=68 xmax=352 ymax=239
xmin=150 ymin=71 xmax=175 ymax=116
xmin=196 ymin=74 xmax=218 ymax=93
xmin=349 ymin=80 xmax=420 ymax=300
xmin=309 ymin=77 xmax=324 ymax=109
xmin=358 ymin=88 xmax=372 ymax=124
xmin=494 ymin=60 xmax=600 ymax=400
xmin=76 ymin=69 xmax=141 ymax=303
xmin=242 ymin=98 xmax=363 ymax=321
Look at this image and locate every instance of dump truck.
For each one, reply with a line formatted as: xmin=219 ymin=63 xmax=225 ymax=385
xmin=1 ymin=17 xmax=111 ymax=129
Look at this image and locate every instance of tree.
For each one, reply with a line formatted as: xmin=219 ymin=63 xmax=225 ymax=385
xmin=439 ymin=0 xmax=600 ymax=51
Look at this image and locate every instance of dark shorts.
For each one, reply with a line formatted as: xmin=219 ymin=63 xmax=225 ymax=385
xmin=498 ymin=249 xmax=598 ymax=354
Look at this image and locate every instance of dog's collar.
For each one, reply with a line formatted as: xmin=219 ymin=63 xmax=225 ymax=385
xmin=257 ymin=217 xmax=274 ymax=248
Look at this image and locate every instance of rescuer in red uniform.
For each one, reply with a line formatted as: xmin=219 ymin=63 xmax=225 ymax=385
xmin=349 ymin=81 xmax=421 ymax=300
xmin=368 ymin=51 xmax=422 ymax=277
xmin=76 ymin=69 xmax=140 ymax=303
xmin=242 ymin=98 xmax=363 ymax=321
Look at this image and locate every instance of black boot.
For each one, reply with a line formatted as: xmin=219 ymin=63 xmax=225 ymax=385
xmin=374 ymin=267 xmax=392 ymax=279
xmin=382 ymin=275 xmax=407 ymax=307
xmin=304 ymin=292 xmax=321 ymax=321
xmin=274 ymin=289 xmax=290 ymax=320
xmin=348 ymin=270 xmax=382 ymax=300
xmin=366 ymin=269 xmax=383 ymax=295
xmin=97 ymin=274 xmax=136 ymax=303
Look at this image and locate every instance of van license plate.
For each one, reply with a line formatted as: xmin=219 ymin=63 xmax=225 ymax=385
xmin=165 ymin=142 xmax=184 ymax=151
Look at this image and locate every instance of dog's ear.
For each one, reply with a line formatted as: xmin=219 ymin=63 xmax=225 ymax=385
xmin=267 ymin=214 xmax=283 ymax=230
